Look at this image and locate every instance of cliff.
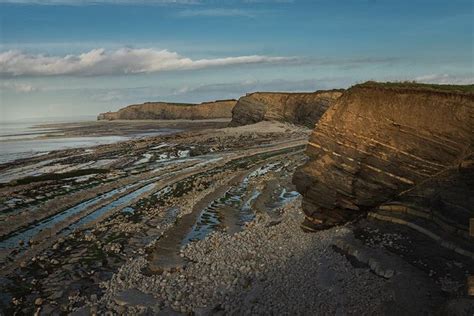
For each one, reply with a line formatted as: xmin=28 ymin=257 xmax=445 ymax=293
xmin=293 ymin=82 xmax=474 ymax=238
xmin=229 ymin=90 xmax=343 ymax=128
xmin=97 ymin=99 xmax=237 ymax=120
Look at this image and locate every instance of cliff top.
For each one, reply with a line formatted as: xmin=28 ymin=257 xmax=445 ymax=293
xmin=355 ymin=81 xmax=474 ymax=95
xmin=245 ymin=89 xmax=345 ymax=97
xmin=140 ymin=99 xmax=237 ymax=107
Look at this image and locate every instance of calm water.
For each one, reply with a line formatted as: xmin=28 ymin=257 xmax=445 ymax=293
xmin=0 ymin=116 xmax=93 ymax=138
xmin=0 ymin=117 xmax=177 ymax=164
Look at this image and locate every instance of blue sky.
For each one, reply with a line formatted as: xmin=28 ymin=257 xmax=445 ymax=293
xmin=0 ymin=0 xmax=473 ymax=119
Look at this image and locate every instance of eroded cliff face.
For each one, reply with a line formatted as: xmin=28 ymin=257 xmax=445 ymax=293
xmin=293 ymin=83 xmax=474 ymax=235
xmin=98 ymin=99 xmax=237 ymax=120
xmin=229 ymin=91 xmax=343 ymax=128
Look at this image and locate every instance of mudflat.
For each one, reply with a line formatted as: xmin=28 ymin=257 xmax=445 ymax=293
xmin=34 ymin=119 xmax=232 ymax=138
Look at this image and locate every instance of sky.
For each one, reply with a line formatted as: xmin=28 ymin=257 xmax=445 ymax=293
xmin=0 ymin=0 xmax=473 ymax=120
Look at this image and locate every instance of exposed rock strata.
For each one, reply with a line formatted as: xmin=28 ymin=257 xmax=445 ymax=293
xmin=98 ymin=100 xmax=237 ymax=120
xmin=229 ymin=91 xmax=343 ymax=128
xmin=293 ymin=83 xmax=474 ymax=235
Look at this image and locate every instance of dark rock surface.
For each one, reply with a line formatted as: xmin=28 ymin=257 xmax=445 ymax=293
xmin=229 ymin=90 xmax=343 ymax=128
xmin=293 ymin=82 xmax=474 ymax=235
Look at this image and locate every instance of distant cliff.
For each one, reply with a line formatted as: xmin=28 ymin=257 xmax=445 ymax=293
xmin=229 ymin=90 xmax=343 ymax=128
xmin=293 ymin=82 xmax=474 ymax=237
xmin=97 ymin=99 xmax=237 ymax=120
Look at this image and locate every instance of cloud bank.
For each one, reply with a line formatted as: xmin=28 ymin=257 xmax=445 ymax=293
xmin=0 ymin=48 xmax=294 ymax=77
xmin=0 ymin=81 xmax=37 ymax=92
xmin=414 ymin=73 xmax=474 ymax=85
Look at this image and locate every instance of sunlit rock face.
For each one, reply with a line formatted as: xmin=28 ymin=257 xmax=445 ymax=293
xmin=229 ymin=90 xmax=343 ymax=128
xmin=97 ymin=99 xmax=237 ymax=120
xmin=293 ymin=82 xmax=474 ymax=231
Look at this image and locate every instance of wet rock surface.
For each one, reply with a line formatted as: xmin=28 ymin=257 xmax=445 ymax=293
xmin=0 ymin=121 xmax=309 ymax=314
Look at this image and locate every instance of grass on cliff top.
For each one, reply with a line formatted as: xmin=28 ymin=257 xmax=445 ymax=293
xmin=142 ymin=99 xmax=236 ymax=106
xmin=356 ymin=81 xmax=474 ymax=93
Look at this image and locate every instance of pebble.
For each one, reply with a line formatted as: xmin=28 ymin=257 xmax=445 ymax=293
xmin=76 ymin=199 xmax=398 ymax=315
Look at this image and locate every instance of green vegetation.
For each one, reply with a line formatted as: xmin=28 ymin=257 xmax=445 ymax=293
xmin=104 ymin=231 xmax=127 ymax=243
xmin=82 ymin=243 xmax=108 ymax=265
xmin=142 ymin=102 xmax=199 ymax=107
xmin=141 ymin=99 xmax=235 ymax=107
xmin=356 ymin=81 xmax=474 ymax=93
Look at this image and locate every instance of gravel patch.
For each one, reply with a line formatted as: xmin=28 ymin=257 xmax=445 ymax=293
xmin=75 ymin=198 xmax=386 ymax=315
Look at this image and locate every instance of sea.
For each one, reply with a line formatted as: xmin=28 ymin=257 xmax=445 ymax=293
xmin=0 ymin=116 xmax=171 ymax=164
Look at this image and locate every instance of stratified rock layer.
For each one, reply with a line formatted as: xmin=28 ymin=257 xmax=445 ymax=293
xmin=293 ymin=83 xmax=474 ymax=233
xmin=98 ymin=99 xmax=237 ymax=120
xmin=229 ymin=91 xmax=343 ymax=128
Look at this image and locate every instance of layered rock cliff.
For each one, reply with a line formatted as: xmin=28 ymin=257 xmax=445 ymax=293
xmin=229 ymin=91 xmax=343 ymax=128
xmin=293 ymin=82 xmax=474 ymax=237
xmin=98 ymin=99 xmax=237 ymax=120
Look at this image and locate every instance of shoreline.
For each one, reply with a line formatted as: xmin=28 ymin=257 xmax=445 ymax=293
xmin=0 ymin=121 xmax=311 ymax=314
xmin=0 ymin=120 xmax=472 ymax=315
xmin=0 ymin=119 xmax=231 ymax=167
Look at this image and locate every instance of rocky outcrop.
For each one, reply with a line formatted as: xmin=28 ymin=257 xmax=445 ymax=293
xmin=229 ymin=91 xmax=343 ymax=128
xmin=293 ymin=82 xmax=474 ymax=236
xmin=98 ymin=99 xmax=237 ymax=120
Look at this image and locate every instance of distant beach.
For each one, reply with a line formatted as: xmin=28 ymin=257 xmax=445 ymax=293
xmin=0 ymin=118 xmax=230 ymax=164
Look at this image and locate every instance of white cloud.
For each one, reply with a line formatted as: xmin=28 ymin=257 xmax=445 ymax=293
xmin=0 ymin=48 xmax=295 ymax=77
xmin=414 ymin=73 xmax=474 ymax=85
xmin=0 ymin=81 xmax=37 ymax=92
